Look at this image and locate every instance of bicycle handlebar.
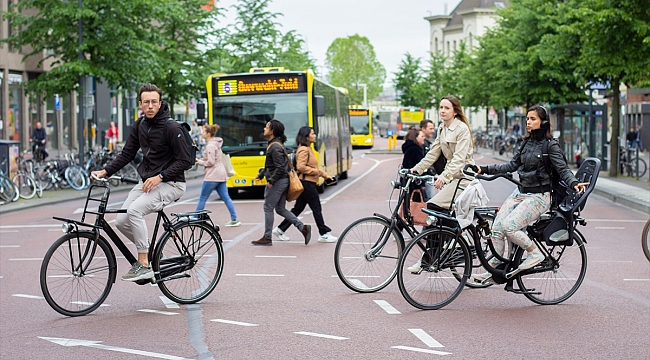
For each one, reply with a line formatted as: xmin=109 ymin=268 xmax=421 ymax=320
xmin=462 ymin=164 xmax=523 ymax=187
xmin=399 ymin=168 xmax=436 ymax=185
xmin=91 ymin=173 xmax=139 ymax=185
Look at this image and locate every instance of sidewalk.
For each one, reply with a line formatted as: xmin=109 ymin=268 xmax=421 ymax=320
xmin=1 ymin=149 xmax=649 ymax=215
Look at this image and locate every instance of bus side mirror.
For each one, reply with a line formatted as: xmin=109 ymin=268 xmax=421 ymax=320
xmin=196 ymin=103 xmax=206 ymax=120
xmin=314 ymin=96 xmax=325 ymax=117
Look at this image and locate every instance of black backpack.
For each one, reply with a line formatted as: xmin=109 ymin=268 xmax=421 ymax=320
xmin=165 ymin=119 xmax=197 ymax=170
xmin=540 ymin=139 xmax=568 ymax=209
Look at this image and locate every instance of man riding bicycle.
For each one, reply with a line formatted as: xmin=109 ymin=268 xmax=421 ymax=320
xmin=91 ymin=83 xmax=191 ymax=282
xmin=30 ymin=121 xmax=48 ymax=161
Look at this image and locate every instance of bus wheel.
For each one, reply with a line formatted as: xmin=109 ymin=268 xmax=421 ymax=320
xmin=339 ymin=171 xmax=348 ymax=180
xmin=227 ymin=188 xmax=239 ymax=199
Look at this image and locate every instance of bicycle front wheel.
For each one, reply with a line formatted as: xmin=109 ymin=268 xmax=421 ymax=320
xmin=334 ymin=216 xmax=403 ymax=293
xmin=153 ymin=222 xmax=224 ymax=304
xmin=397 ymin=228 xmax=471 ymax=310
xmin=40 ymin=233 xmax=116 ymax=316
xmin=516 ymin=230 xmax=587 ymax=305
xmin=0 ymin=176 xmax=17 ymax=204
xmin=627 ymin=158 xmax=647 ymax=178
xmin=12 ymin=173 xmax=36 ymax=199
xmin=64 ymin=166 xmax=88 ymax=190
xmin=642 ymin=218 xmax=650 ymax=262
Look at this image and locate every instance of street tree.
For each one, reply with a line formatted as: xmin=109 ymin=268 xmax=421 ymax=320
xmin=274 ymin=30 xmax=317 ymax=74
xmin=151 ymin=0 xmax=222 ymax=117
xmin=1 ymin=0 xmax=159 ymax=99
xmin=392 ymin=53 xmax=428 ymax=108
xmin=325 ymin=34 xmax=386 ymax=106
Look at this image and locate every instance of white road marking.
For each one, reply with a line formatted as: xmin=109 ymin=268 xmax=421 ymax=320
xmin=374 ymin=300 xmax=401 ymax=314
xmin=12 ymin=294 xmax=44 ymax=299
xmin=48 ymin=229 xmax=63 ymax=231
xmin=39 ymin=337 xmax=192 ymax=360
xmin=159 ymin=296 xmax=180 ymax=309
xmin=0 ymin=245 xmax=20 ymax=248
xmin=349 ymin=279 xmax=369 ymax=289
xmin=588 ymin=219 xmax=646 ymax=223
xmin=321 ymin=156 xmax=400 ymax=203
xmin=294 ymin=331 xmax=348 ymax=340
xmin=137 ymin=309 xmax=179 ymax=316
xmin=9 ymin=258 xmax=43 ymax=261
xmin=623 ymin=278 xmax=650 ymax=281
xmin=211 ymin=319 xmax=258 ymax=327
xmin=71 ymin=301 xmax=109 ymax=307
xmin=592 ymin=261 xmax=633 ymax=263
xmin=594 ymin=227 xmax=625 ymax=230
xmin=0 ymin=230 xmax=19 ymax=233
xmin=255 ymin=255 xmax=296 ymax=258
xmin=392 ymin=345 xmax=452 ymax=355
xmin=409 ymin=329 xmax=444 ymax=347
xmin=0 ymin=224 xmax=60 ymax=228
xmin=235 ymin=274 xmax=284 ymax=277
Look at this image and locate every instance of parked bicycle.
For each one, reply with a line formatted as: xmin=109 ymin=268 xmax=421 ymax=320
xmin=40 ymin=174 xmax=224 ymax=316
xmin=12 ymin=153 xmax=41 ymax=199
xmin=0 ymin=158 xmax=19 ymax=204
xmin=396 ymin=160 xmax=600 ymax=310
xmin=619 ymin=147 xmax=647 ymax=178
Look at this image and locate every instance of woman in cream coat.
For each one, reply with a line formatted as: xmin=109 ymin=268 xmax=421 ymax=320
xmin=411 ymin=95 xmax=475 ymax=210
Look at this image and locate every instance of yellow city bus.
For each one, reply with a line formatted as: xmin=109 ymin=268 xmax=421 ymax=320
xmin=348 ymin=106 xmax=373 ymax=148
xmin=397 ymin=108 xmax=425 ymax=139
xmin=204 ymin=68 xmax=352 ymax=196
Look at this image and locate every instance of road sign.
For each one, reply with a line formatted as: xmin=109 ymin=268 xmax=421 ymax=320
xmin=54 ymin=95 xmax=60 ymax=111
xmin=488 ymin=106 xmax=497 ymax=118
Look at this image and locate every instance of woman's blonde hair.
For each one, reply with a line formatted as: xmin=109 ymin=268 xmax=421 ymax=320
xmin=204 ymin=124 xmax=220 ymax=137
xmin=441 ymin=95 xmax=473 ymax=147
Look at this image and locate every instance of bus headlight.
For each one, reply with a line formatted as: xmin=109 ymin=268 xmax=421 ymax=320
xmin=426 ymin=216 xmax=438 ymax=226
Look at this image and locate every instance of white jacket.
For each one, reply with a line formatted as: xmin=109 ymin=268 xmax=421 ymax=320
xmin=454 ymin=179 xmax=489 ymax=228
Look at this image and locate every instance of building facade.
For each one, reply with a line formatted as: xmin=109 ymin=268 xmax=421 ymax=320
xmin=425 ymin=0 xmax=508 ymax=130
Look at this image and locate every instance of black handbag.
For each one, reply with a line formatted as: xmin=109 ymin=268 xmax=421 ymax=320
xmin=433 ymin=156 xmax=447 ymax=175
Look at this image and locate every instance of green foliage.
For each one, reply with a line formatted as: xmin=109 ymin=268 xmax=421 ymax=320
xmin=325 ymin=34 xmax=386 ymax=105
xmin=392 ymin=53 xmax=428 ymax=108
xmin=221 ymin=0 xmax=315 ymax=74
xmin=1 ymin=0 xmax=160 ymax=98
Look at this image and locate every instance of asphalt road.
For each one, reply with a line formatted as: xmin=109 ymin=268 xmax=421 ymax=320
xmin=1 ymin=140 xmax=648 ymax=359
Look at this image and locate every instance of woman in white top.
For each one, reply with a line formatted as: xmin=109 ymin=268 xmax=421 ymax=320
xmin=195 ymin=124 xmax=240 ymax=227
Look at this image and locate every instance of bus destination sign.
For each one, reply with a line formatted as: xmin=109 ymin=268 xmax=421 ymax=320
xmin=216 ymin=74 xmax=306 ymax=96
xmin=348 ymin=109 xmax=369 ymax=116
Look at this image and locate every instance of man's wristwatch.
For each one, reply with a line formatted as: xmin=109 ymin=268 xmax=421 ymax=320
xmin=159 ymin=173 xmax=164 ymax=180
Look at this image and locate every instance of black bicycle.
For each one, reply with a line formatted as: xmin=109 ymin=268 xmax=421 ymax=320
xmin=334 ymin=169 xmax=434 ymax=293
xmin=397 ymin=159 xmax=600 ymax=310
xmin=40 ymin=175 xmax=224 ymax=316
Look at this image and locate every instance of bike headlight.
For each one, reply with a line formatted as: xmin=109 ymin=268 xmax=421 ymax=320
xmin=426 ymin=216 xmax=438 ymax=226
xmin=61 ymin=223 xmax=73 ymax=233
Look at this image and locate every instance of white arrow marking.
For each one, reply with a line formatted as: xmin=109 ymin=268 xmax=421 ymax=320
xmin=392 ymin=346 xmax=452 ymax=355
xmin=39 ymin=337 xmax=192 ymax=359
xmin=71 ymin=301 xmax=109 ymax=307
xmin=137 ymin=309 xmax=178 ymax=316
xmin=294 ymin=332 xmax=349 ymax=340
xmin=409 ymin=329 xmax=444 ymax=347
xmin=12 ymin=294 xmax=44 ymax=299
xmin=235 ymin=274 xmax=284 ymax=277
xmin=374 ymin=300 xmax=401 ymax=314
xmin=159 ymin=296 xmax=180 ymax=309
xmin=211 ymin=319 xmax=259 ymax=327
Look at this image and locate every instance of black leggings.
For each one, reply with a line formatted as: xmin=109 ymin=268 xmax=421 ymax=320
xmin=278 ymin=180 xmax=331 ymax=236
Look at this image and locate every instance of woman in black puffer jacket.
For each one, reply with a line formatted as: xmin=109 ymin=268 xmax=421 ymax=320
xmin=473 ymin=105 xmax=589 ymax=282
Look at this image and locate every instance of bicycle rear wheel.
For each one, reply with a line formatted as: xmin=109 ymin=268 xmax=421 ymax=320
xmin=642 ymin=218 xmax=650 ymax=262
xmin=12 ymin=173 xmax=37 ymax=199
xmin=64 ymin=166 xmax=88 ymax=190
xmin=516 ymin=230 xmax=587 ymax=305
xmin=334 ymin=216 xmax=403 ymax=293
xmin=153 ymin=222 xmax=224 ymax=304
xmin=0 ymin=176 xmax=17 ymax=204
xmin=40 ymin=233 xmax=116 ymax=316
xmin=397 ymin=228 xmax=471 ymax=310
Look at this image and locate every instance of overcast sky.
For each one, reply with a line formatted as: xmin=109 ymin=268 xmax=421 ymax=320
xmin=216 ymin=0 xmax=462 ymax=88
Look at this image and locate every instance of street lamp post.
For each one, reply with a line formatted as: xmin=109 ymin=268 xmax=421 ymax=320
xmin=351 ymin=83 xmax=367 ymax=108
xmin=77 ymin=0 xmax=85 ymax=163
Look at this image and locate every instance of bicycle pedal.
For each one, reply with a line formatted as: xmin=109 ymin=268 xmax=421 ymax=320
xmin=505 ymin=268 xmax=521 ymax=279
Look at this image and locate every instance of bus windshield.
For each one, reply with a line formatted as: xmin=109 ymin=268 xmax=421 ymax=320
xmin=213 ymin=93 xmax=309 ymax=150
xmin=350 ymin=115 xmax=370 ymax=135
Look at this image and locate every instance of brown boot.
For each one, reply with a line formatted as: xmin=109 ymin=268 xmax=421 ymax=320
xmin=251 ymin=236 xmax=272 ymax=246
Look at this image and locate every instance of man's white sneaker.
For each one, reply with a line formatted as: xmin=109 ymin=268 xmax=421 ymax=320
xmin=519 ymin=248 xmax=545 ymax=270
xmin=407 ymin=261 xmax=422 ymax=273
xmin=272 ymin=227 xmax=290 ymax=241
xmin=318 ymin=233 xmax=338 ymax=243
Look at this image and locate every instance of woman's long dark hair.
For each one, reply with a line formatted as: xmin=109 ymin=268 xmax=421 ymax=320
xmin=268 ymin=119 xmax=287 ymax=143
xmin=295 ymin=126 xmax=312 ymax=147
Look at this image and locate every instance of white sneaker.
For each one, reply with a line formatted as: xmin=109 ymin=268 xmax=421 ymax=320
xmin=272 ymin=227 xmax=290 ymax=241
xmin=224 ymin=220 xmax=241 ymax=227
xmin=519 ymin=248 xmax=545 ymax=270
xmin=407 ymin=261 xmax=422 ymax=273
xmin=318 ymin=233 xmax=338 ymax=243
xmin=472 ymin=272 xmax=494 ymax=284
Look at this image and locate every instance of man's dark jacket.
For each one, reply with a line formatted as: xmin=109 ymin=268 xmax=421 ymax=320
xmin=104 ymin=101 xmax=190 ymax=182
